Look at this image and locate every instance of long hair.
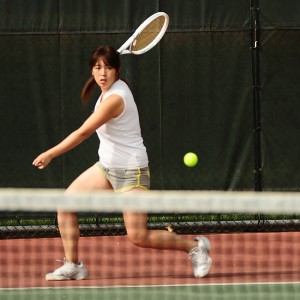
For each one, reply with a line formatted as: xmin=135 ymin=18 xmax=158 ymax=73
xmin=81 ymin=46 xmax=121 ymax=103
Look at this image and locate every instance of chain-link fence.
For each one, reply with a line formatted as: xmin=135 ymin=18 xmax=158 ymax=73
xmin=1 ymin=212 xmax=299 ymax=239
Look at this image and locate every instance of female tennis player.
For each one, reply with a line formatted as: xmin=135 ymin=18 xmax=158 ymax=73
xmin=32 ymin=45 xmax=212 ymax=280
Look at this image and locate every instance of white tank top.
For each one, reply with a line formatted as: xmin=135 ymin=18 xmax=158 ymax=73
xmin=95 ymin=80 xmax=148 ymax=168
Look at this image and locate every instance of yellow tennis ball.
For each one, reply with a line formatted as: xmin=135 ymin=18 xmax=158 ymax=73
xmin=183 ymin=152 xmax=198 ymax=167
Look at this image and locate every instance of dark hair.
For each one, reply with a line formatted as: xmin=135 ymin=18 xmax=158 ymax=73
xmin=81 ymin=46 xmax=121 ymax=103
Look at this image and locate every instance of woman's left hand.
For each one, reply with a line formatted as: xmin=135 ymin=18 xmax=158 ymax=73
xmin=32 ymin=152 xmax=53 ymax=169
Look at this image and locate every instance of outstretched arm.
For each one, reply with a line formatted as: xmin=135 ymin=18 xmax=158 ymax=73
xmin=32 ymin=94 xmax=124 ymax=169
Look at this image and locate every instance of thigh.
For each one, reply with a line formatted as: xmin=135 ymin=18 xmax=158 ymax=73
xmin=123 ymin=188 xmax=149 ymax=234
xmin=123 ymin=211 xmax=148 ymax=242
xmin=66 ymin=165 xmax=113 ymax=193
xmin=123 ymin=211 xmax=148 ymax=230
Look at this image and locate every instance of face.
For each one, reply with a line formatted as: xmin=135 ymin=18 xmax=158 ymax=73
xmin=92 ymin=59 xmax=119 ymax=92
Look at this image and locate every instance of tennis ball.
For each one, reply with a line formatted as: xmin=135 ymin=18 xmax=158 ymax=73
xmin=183 ymin=152 xmax=198 ymax=167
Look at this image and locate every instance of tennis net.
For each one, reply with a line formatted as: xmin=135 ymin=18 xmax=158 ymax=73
xmin=1 ymin=189 xmax=300 ymax=238
xmin=0 ymin=189 xmax=299 ymax=299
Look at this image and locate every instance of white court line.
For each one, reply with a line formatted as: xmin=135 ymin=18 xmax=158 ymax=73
xmin=1 ymin=281 xmax=300 ymax=291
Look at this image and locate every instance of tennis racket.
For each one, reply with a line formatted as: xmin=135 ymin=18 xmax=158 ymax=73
xmin=117 ymin=12 xmax=169 ymax=55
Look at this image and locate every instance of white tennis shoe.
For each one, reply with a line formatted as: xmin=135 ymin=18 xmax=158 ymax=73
xmin=189 ymin=236 xmax=212 ymax=278
xmin=45 ymin=259 xmax=88 ymax=281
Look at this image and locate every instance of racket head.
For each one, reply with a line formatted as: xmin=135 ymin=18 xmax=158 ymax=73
xmin=118 ymin=12 xmax=169 ymax=55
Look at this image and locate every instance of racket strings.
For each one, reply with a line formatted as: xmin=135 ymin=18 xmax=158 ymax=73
xmin=132 ymin=16 xmax=166 ymax=51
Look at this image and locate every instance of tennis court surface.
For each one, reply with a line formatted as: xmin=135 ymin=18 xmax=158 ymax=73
xmin=0 ymin=190 xmax=300 ymax=299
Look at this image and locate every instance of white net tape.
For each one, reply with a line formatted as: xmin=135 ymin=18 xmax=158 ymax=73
xmin=0 ymin=188 xmax=299 ymax=214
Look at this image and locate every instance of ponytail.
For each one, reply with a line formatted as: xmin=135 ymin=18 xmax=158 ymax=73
xmin=81 ymin=76 xmax=97 ymax=104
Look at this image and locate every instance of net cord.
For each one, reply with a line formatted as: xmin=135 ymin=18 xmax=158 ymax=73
xmin=0 ymin=189 xmax=299 ymax=214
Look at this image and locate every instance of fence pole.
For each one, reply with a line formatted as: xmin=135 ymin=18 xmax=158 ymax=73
xmin=250 ymin=0 xmax=262 ymax=191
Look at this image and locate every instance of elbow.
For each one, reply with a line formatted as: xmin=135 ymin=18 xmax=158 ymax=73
xmin=76 ymin=128 xmax=93 ymax=141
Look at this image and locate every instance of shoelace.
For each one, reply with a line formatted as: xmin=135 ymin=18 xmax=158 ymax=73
xmin=56 ymin=258 xmax=67 ymax=264
xmin=52 ymin=258 xmax=79 ymax=277
xmin=190 ymin=248 xmax=208 ymax=264
xmin=56 ymin=258 xmax=81 ymax=267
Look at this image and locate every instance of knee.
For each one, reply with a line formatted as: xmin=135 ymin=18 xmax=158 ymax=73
xmin=126 ymin=228 xmax=149 ymax=247
xmin=57 ymin=211 xmax=78 ymax=227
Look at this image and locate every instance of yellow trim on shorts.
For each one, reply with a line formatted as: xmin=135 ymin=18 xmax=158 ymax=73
xmin=94 ymin=164 xmax=149 ymax=193
xmin=94 ymin=164 xmax=106 ymax=176
xmin=116 ymin=168 xmax=149 ymax=193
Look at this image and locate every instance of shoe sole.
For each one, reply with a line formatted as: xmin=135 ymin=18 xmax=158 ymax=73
xmin=194 ymin=256 xmax=212 ymax=278
xmin=194 ymin=236 xmax=212 ymax=278
xmin=45 ymin=273 xmax=88 ymax=281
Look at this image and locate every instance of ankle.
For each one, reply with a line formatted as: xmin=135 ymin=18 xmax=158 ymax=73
xmin=64 ymin=258 xmax=79 ymax=265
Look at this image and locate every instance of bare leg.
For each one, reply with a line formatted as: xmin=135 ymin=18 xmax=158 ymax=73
xmin=57 ymin=212 xmax=80 ymax=263
xmin=123 ymin=189 xmax=197 ymax=252
xmin=58 ymin=165 xmax=112 ymax=263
